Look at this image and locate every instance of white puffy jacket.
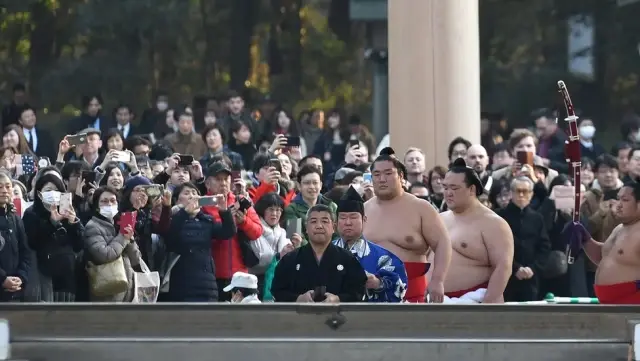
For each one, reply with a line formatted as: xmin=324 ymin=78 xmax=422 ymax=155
xmin=249 ymin=218 xmax=292 ymax=275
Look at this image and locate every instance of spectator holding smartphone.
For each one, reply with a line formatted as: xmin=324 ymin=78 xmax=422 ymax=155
xmin=164 ymin=182 xmax=235 ymax=302
xmin=202 ymin=161 xmax=263 ymax=301
xmin=119 ymin=176 xmax=171 ymax=272
xmin=83 ymin=186 xmax=141 ymax=302
xmin=247 ymin=153 xmax=295 ymax=206
xmin=23 ymin=174 xmax=84 ymax=301
xmin=249 ymin=192 xmax=300 ymax=299
xmin=152 ymin=153 xmax=205 ymax=192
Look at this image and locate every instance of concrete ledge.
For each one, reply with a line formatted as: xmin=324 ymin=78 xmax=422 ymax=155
xmin=0 ymin=304 xmax=637 ymax=341
xmin=11 ymin=342 xmax=630 ymax=361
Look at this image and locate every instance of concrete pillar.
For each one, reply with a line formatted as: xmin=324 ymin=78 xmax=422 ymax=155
xmin=388 ymin=0 xmax=481 ymax=168
xmin=367 ymin=22 xmax=389 ymax=144
xmin=371 ymin=57 xmax=389 ymax=143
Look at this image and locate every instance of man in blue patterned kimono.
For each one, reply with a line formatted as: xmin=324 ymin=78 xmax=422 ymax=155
xmin=333 ymin=186 xmax=408 ymax=302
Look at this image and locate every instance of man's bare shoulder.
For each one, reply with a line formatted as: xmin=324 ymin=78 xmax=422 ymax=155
xmin=364 ymin=197 xmax=377 ymax=208
xmin=478 ymin=208 xmax=510 ymax=228
xmin=608 ymin=223 xmax=625 ymax=240
xmin=410 ymin=194 xmax=440 ymax=216
xmin=439 ymin=209 xmax=453 ymax=220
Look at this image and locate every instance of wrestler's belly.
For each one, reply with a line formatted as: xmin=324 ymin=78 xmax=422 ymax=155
xmin=444 ymin=258 xmax=491 ymax=292
xmin=595 ymin=256 xmax=640 ymax=285
xmin=373 ymin=240 xmax=428 ymax=263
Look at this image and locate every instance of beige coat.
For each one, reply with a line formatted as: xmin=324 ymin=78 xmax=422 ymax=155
xmin=164 ymin=132 xmax=207 ymax=159
xmin=84 ymin=216 xmax=141 ymax=302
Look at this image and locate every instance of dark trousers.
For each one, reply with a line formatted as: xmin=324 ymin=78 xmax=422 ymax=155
xmin=256 ymin=274 xmax=265 ymax=300
xmin=504 ymin=277 xmax=539 ymax=302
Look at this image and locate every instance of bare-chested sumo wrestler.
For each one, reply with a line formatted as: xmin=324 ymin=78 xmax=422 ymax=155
xmin=437 ymin=158 xmax=513 ymax=303
xmin=363 ymin=147 xmax=452 ymax=303
xmin=574 ymin=182 xmax=640 ymax=304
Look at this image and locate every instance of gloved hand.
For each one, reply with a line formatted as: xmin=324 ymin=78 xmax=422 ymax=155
xmin=561 ymin=222 xmax=592 ymax=262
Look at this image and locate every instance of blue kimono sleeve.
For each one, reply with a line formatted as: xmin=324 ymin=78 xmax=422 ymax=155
xmin=370 ymin=252 xmax=408 ymax=303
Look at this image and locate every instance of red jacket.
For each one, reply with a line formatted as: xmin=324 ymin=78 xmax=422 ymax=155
xmin=248 ymin=182 xmax=296 ymax=206
xmin=202 ymin=192 xmax=263 ymax=280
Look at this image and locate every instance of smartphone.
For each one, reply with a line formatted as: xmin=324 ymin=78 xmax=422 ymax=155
xmin=17 ymin=155 xmax=36 ymax=176
xmin=119 ymin=211 xmax=138 ymax=234
xmin=81 ymin=170 xmax=97 ymax=184
xmin=285 ymin=218 xmax=302 ymax=239
xmin=178 ymin=154 xmax=194 ymax=166
xmin=603 ymin=189 xmax=618 ymax=201
xmin=231 ymin=170 xmax=242 ymax=180
xmin=238 ymin=197 xmax=252 ymax=212
xmin=112 ymin=150 xmax=131 ymax=163
xmin=516 ymin=151 xmax=534 ymax=168
xmin=285 ymin=136 xmax=301 ymax=147
xmin=143 ymin=184 xmax=163 ymax=199
xmin=269 ymin=158 xmax=281 ymax=169
xmin=59 ymin=193 xmax=73 ymax=214
xmin=81 ymin=170 xmax=97 ymax=193
xmin=198 ymin=196 xmax=218 ymax=207
xmin=363 ymin=173 xmax=372 ymax=183
xmin=66 ymin=133 xmax=88 ymax=146
xmin=12 ymin=197 xmax=22 ymax=216
xmin=349 ymin=138 xmax=360 ymax=147
xmin=313 ymin=286 xmax=326 ymax=302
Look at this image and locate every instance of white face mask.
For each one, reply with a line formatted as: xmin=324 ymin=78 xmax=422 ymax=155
xmin=39 ymin=190 xmax=61 ymax=206
xmin=579 ymin=125 xmax=595 ymax=139
xmin=156 ymin=102 xmax=168 ymax=112
xmin=99 ymin=205 xmax=119 ymax=219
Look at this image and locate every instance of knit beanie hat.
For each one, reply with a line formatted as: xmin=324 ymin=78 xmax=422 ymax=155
xmin=123 ymin=176 xmax=152 ymax=193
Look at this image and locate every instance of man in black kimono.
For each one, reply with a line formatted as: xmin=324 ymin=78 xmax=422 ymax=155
xmin=271 ymin=204 xmax=367 ymax=303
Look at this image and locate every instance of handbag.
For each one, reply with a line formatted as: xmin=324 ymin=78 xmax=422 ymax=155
xmin=132 ymin=259 xmax=160 ymax=303
xmin=86 ymin=256 xmax=129 ymax=297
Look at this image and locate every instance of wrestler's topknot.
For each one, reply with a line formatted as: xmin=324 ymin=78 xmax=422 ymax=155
xmin=451 ymin=157 xmax=467 ymax=168
xmin=373 ymin=147 xmax=407 ymax=180
xmin=379 ymin=147 xmax=395 ymax=156
xmin=448 ymin=158 xmax=484 ymax=197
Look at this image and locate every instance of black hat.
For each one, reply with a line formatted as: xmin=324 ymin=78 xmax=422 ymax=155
xmin=337 ymin=186 xmax=365 ymax=215
xmin=450 ymin=158 xmax=484 ymax=197
xmin=205 ymin=161 xmax=232 ymax=178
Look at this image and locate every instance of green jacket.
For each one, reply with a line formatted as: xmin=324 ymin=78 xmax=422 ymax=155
xmin=283 ymin=194 xmax=338 ymax=246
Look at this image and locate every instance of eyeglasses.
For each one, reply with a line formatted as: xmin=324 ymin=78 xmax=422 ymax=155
xmin=513 ymin=188 xmax=532 ymax=195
